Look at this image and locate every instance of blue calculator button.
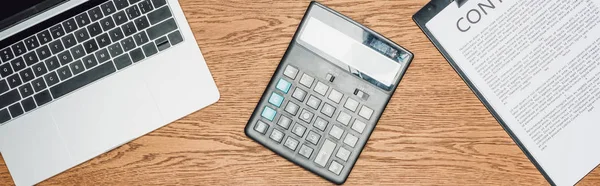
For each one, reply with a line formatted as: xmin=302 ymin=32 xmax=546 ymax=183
xmin=268 ymin=92 xmax=285 ymax=107
xmin=261 ymin=106 xmax=277 ymax=121
xmin=276 ymin=79 xmax=292 ymax=94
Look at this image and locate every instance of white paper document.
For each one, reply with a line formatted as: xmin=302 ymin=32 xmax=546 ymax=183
xmin=426 ymin=0 xmax=600 ymax=185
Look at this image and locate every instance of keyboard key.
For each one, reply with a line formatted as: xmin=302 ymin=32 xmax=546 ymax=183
xmin=37 ymin=30 xmax=52 ymax=45
xmin=10 ymin=57 xmax=24 ymax=73
xmin=336 ymin=147 xmax=351 ymax=161
xmin=75 ymin=13 xmax=91 ymax=27
xmin=0 ymin=80 xmax=8 ymax=94
xmin=0 ymin=90 xmax=21 ymax=109
xmin=275 ymin=79 xmax=291 ymax=93
xmin=147 ymin=18 xmax=177 ymax=40
xmin=306 ymin=131 xmax=320 ymax=145
xmin=299 ymin=109 xmax=313 ymax=123
xmin=83 ymin=39 xmax=99 ymax=54
xmin=328 ymin=161 xmax=344 ymax=175
xmin=114 ymin=0 xmax=129 ymax=10
xmin=8 ymin=103 xmax=24 ymax=118
xmin=61 ymin=33 xmax=77 ymax=49
xmin=130 ymin=48 xmax=145 ymax=62
xmin=126 ymin=5 xmax=141 ymax=19
xmin=315 ymin=139 xmax=336 ymax=167
xmin=337 ymin=112 xmax=351 ymax=126
xmin=109 ymin=27 xmax=125 ymax=41
xmin=283 ymin=65 xmax=298 ymax=79
xmin=148 ymin=5 xmax=172 ymax=25
xmin=44 ymin=71 xmax=59 ymax=86
xmin=359 ymin=106 xmax=374 ymax=120
xmin=96 ymin=48 xmax=111 ymax=63
xmin=268 ymin=92 xmax=284 ymax=107
xmin=129 ymin=0 xmax=142 ymax=4
xmin=254 ymin=120 xmax=269 ymax=134
xmin=7 ymin=74 xmax=22 ymax=88
xmin=82 ymin=54 xmax=98 ymax=69
xmin=24 ymin=36 xmax=39 ymax=51
xmin=108 ymin=43 xmax=124 ymax=57
xmin=50 ymin=24 xmax=66 ymax=39
xmin=299 ymin=74 xmax=314 ymax=88
xmin=321 ymin=103 xmax=335 ymax=118
xmin=344 ymin=133 xmax=358 ymax=148
xmin=32 ymin=62 xmax=48 ymax=77
xmin=329 ymin=125 xmax=343 ymax=140
xmin=32 ymin=77 xmax=47 ymax=92
xmin=120 ymin=37 xmax=136 ymax=51
xmin=88 ymin=7 xmax=104 ymax=22
xmin=100 ymin=16 xmax=116 ymax=31
xmin=34 ymin=90 xmax=52 ymax=106
xmin=19 ymin=68 xmax=35 ymax=83
xmin=62 ymin=18 xmax=78 ymax=33
xmin=122 ymin=22 xmax=137 ymax=37
xmin=314 ymin=117 xmax=328 ymax=131
xmin=306 ymin=95 xmax=321 ymax=110
xmin=133 ymin=31 xmax=149 ymax=45
xmin=70 ymin=45 xmax=86 ymax=60
xmin=23 ymin=51 xmax=39 ymax=66
xmin=344 ymin=98 xmax=359 ymax=112
xmin=1 ymin=62 xmax=13 ymax=77
xmin=291 ymin=88 xmax=306 ymax=102
xmin=57 ymin=66 xmax=73 ymax=80
xmin=36 ymin=45 xmax=52 ymax=60
xmin=168 ymin=30 xmax=183 ymax=45
xmin=284 ymin=101 xmax=299 ymax=116
xmin=101 ymin=1 xmax=117 ymax=15
xmin=18 ymin=83 xmax=34 ymax=98
xmin=328 ymin=89 xmax=343 ymax=104
xmin=0 ymin=109 xmax=10 ymax=124
xmin=57 ymin=50 xmax=73 ymax=65
xmin=135 ymin=16 xmax=151 ymax=31
xmin=277 ymin=115 xmax=292 ymax=129
xmin=70 ymin=60 xmax=85 ymax=75
xmin=97 ymin=33 xmax=112 ymax=48
xmin=292 ymin=123 xmax=306 ymax=137
xmin=0 ymin=48 xmax=14 ymax=62
xmin=113 ymin=11 xmax=129 ymax=26
xmin=314 ymin=82 xmax=329 ymax=96
xmin=50 ymin=62 xmax=116 ymax=99
xmin=269 ymin=129 xmax=285 ymax=143
xmin=260 ymin=106 xmax=276 ymax=121
xmin=114 ymin=53 xmax=132 ymax=70
xmin=45 ymin=56 xmax=60 ymax=71
xmin=87 ymin=22 xmax=103 ymax=37
xmin=139 ymin=0 xmax=154 ymax=14
xmin=155 ymin=36 xmax=170 ymax=51
xmin=49 ymin=40 xmax=65 ymax=54
xmin=352 ymin=120 xmax=366 ymax=134
xmin=22 ymin=97 xmax=37 ymax=112
xmin=142 ymin=42 xmax=158 ymax=57
xmin=299 ymin=145 xmax=313 ymax=159
xmin=151 ymin=0 xmax=166 ymax=8
xmin=284 ymin=137 xmax=299 ymax=151
xmin=11 ymin=42 xmax=27 ymax=56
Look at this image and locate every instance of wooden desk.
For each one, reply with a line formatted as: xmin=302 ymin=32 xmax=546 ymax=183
xmin=1 ymin=0 xmax=599 ymax=185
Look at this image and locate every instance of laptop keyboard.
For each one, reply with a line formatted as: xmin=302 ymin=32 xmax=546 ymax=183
xmin=0 ymin=0 xmax=184 ymax=124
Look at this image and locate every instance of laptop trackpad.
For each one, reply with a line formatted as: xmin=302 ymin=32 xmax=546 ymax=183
xmin=51 ymin=68 xmax=163 ymax=164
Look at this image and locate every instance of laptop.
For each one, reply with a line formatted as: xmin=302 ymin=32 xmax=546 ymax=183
xmin=0 ymin=0 xmax=220 ymax=185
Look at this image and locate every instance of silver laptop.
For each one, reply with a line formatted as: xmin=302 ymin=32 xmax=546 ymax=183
xmin=0 ymin=0 xmax=220 ymax=185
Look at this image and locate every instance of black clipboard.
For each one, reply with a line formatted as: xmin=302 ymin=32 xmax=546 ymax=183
xmin=412 ymin=0 xmax=557 ymax=185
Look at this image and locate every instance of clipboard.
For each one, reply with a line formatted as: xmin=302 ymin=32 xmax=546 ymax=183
xmin=412 ymin=0 xmax=557 ymax=185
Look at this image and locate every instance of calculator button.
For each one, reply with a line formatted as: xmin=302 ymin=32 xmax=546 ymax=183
xmin=306 ymin=95 xmax=321 ymax=110
xmin=315 ymin=139 xmax=336 ymax=167
xmin=328 ymin=89 xmax=343 ymax=104
xmin=354 ymin=89 xmax=370 ymax=100
xmin=284 ymin=137 xmax=299 ymax=151
xmin=314 ymin=82 xmax=329 ymax=96
xmin=336 ymin=147 xmax=351 ymax=162
xmin=336 ymin=111 xmax=352 ymax=126
xmin=254 ymin=120 xmax=269 ymax=134
xmin=299 ymin=109 xmax=314 ymax=123
xmin=284 ymin=101 xmax=299 ymax=115
xmin=261 ymin=106 xmax=277 ymax=121
xmin=344 ymin=98 xmax=359 ymax=112
xmin=329 ymin=125 xmax=344 ymax=140
xmin=306 ymin=131 xmax=321 ymax=145
xmin=359 ymin=106 xmax=374 ymax=120
xmin=328 ymin=161 xmax=344 ymax=175
xmin=276 ymin=78 xmax=292 ymax=94
xmin=268 ymin=92 xmax=285 ymax=107
xmin=292 ymin=123 xmax=306 ymax=137
xmin=292 ymin=88 xmax=307 ymax=102
xmin=326 ymin=73 xmax=335 ymax=82
xmin=283 ymin=65 xmax=298 ymax=79
xmin=314 ymin=117 xmax=329 ymax=131
xmin=277 ymin=115 xmax=292 ymax=129
xmin=269 ymin=129 xmax=285 ymax=143
xmin=321 ymin=103 xmax=336 ymax=118
xmin=343 ymin=133 xmax=358 ymax=148
xmin=299 ymin=145 xmax=314 ymax=159
xmin=299 ymin=73 xmax=314 ymax=88
xmin=352 ymin=120 xmax=366 ymax=134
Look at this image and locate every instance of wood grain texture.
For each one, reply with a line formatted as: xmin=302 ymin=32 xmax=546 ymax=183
xmin=1 ymin=0 xmax=599 ymax=185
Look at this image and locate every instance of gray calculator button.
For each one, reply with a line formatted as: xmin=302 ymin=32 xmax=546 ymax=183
xmin=315 ymin=139 xmax=336 ymax=167
xmin=329 ymin=125 xmax=344 ymax=140
xmin=352 ymin=120 xmax=366 ymax=134
xmin=344 ymin=98 xmax=359 ymax=112
xmin=306 ymin=131 xmax=321 ymax=145
xmin=299 ymin=145 xmax=314 ymax=159
xmin=284 ymin=137 xmax=299 ymax=151
xmin=299 ymin=109 xmax=314 ymax=123
xmin=328 ymin=89 xmax=343 ymax=104
xmin=343 ymin=133 xmax=358 ymax=148
xmin=299 ymin=73 xmax=314 ymax=88
xmin=314 ymin=81 xmax=329 ymax=96
xmin=306 ymin=95 xmax=321 ymax=110
xmin=336 ymin=147 xmax=351 ymax=161
xmin=292 ymin=88 xmax=307 ymax=101
xmin=359 ymin=105 xmax=374 ymax=120
xmin=277 ymin=115 xmax=292 ymax=129
xmin=284 ymin=101 xmax=300 ymax=115
xmin=292 ymin=123 xmax=307 ymax=137
xmin=321 ymin=103 xmax=336 ymax=118
xmin=254 ymin=120 xmax=269 ymax=134
xmin=328 ymin=161 xmax=344 ymax=175
xmin=270 ymin=129 xmax=285 ymax=143
xmin=336 ymin=111 xmax=352 ymax=126
xmin=284 ymin=65 xmax=299 ymax=79
xmin=314 ymin=117 xmax=329 ymax=131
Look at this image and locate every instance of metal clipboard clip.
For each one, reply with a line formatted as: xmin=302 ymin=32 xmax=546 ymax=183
xmin=455 ymin=0 xmax=468 ymax=7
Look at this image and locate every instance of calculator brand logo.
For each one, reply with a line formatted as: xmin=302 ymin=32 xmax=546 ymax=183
xmin=456 ymin=0 xmax=505 ymax=32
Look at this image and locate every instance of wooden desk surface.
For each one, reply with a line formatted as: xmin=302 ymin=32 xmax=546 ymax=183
xmin=1 ymin=0 xmax=599 ymax=185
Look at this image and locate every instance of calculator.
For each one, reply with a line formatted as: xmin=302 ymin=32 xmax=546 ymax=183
xmin=245 ymin=2 xmax=413 ymax=184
